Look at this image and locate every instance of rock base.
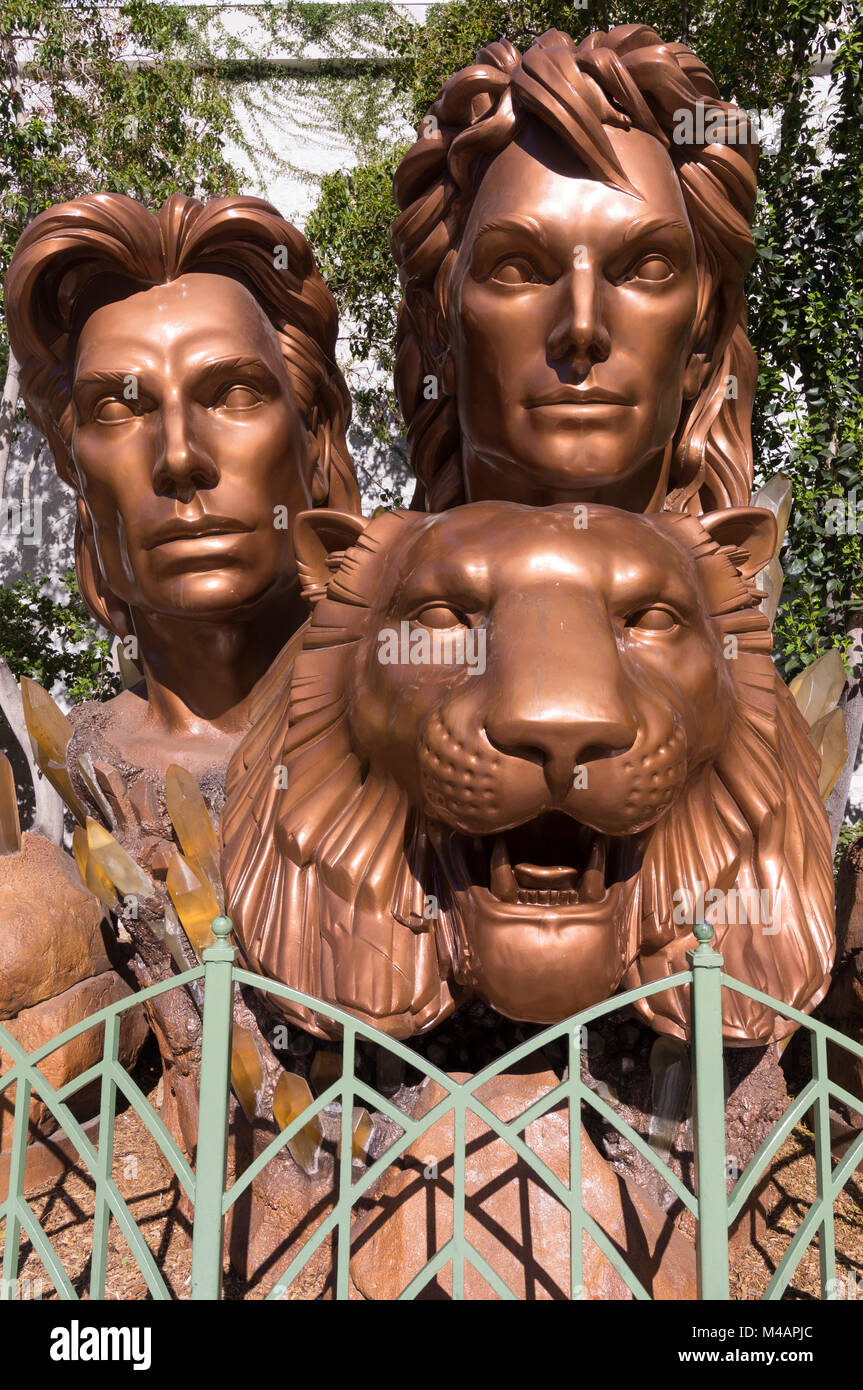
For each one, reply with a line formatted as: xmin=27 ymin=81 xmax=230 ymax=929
xmin=348 ymin=1060 xmax=697 ymax=1300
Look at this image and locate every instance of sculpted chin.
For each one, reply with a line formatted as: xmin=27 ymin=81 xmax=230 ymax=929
xmin=221 ymin=502 xmax=834 ymax=1044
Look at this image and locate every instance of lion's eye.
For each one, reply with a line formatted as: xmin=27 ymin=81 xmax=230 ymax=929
xmin=412 ymin=604 xmax=467 ymax=629
xmin=626 ymin=607 xmax=679 ymax=632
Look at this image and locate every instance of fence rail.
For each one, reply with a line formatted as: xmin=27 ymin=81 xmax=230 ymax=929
xmin=1 ymin=918 xmax=862 ymax=1301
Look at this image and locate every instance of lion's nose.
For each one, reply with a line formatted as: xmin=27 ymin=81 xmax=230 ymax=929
xmin=486 ymin=704 xmax=638 ymax=797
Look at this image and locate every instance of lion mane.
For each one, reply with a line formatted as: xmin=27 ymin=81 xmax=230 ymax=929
xmin=222 ymin=509 xmax=457 ymax=1038
xmin=222 ymin=505 xmax=834 ymax=1045
xmin=623 ymin=518 xmax=835 ymax=1043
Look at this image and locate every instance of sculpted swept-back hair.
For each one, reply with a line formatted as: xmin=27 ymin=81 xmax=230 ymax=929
xmin=391 ymin=24 xmax=760 ymax=514
xmin=5 ymin=190 xmax=359 ymax=503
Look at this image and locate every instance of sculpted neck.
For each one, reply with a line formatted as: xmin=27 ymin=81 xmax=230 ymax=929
xmin=115 ymin=581 xmax=306 ymax=774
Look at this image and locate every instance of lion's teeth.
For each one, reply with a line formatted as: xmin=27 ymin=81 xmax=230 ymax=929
xmin=490 ymin=836 xmax=518 ymax=902
xmin=513 ymin=886 xmax=581 ymax=906
xmin=580 ymin=836 xmax=606 ymax=903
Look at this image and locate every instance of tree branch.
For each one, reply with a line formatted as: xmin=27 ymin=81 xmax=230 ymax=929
xmin=0 ymin=351 xmax=21 ymax=501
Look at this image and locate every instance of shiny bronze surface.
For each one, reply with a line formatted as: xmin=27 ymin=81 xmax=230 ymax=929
xmin=222 ymin=501 xmax=834 ymax=1042
xmin=391 ymin=25 xmax=759 ymax=515
xmin=5 ymin=193 xmax=360 ymax=773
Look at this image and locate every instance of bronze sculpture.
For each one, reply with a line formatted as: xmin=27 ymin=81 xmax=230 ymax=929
xmin=391 ymin=25 xmax=759 ymax=516
xmin=223 ymin=500 xmax=834 ymax=1043
xmin=0 ymin=21 xmax=844 ymax=1300
xmin=5 ymin=192 xmax=360 ymax=776
xmin=223 ymin=25 xmax=834 ymax=1046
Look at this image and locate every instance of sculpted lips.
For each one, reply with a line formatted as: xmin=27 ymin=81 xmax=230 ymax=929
xmin=145 ymin=513 xmax=254 ymax=549
xmin=526 ymin=384 xmax=631 ymax=409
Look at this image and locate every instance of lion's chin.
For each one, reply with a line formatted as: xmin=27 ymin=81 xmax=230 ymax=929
xmin=453 ymin=881 xmax=636 ymax=1022
xmin=429 ymin=814 xmax=643 ymax=1023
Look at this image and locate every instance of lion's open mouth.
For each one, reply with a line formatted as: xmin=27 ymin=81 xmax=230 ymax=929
xmin=463 ymin=811 xmax=634 ymax=908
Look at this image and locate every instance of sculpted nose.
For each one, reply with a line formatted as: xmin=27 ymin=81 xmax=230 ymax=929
xmin=487 ymin=706 xmax=638 ymax=795
xmin=546 ymin=263 xmax=611 ymax=373
xmin=153 ymin=398 xmax=219 ymax=500
xmin=485 ymin=636 xmax=638 ymax=797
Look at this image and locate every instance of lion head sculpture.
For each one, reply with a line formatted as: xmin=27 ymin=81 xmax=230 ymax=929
xmin=221 ymin=501 xmax=834 ymax=1044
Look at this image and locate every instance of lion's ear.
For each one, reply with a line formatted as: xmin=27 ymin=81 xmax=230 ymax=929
xmin=699 ymin=506 xmax=777 ymax=579
xmin=293 ymin=508 xmax=371 ymax=603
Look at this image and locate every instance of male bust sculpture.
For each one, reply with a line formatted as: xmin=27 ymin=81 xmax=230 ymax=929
xmin=391 ymin=24 xmax=759 ymax=516
xmin=5 ymin=192 xmax=360 ymax=777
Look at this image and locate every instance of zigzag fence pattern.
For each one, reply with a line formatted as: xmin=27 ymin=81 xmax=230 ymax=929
xmin=1 ymin=919 xmax=862 ymax=1301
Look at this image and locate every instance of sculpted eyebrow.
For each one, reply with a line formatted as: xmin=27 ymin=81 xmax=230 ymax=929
xmin=71 ymin=370 xmax=142 ymax=417
xmin=473 ymin=215 xmax=548 ymax=245
xmin=73 ymin=369 xmax=133 ymax=392
xmin=400 ymin=562 xmax=492 ymax=611
xmin=611 ymin=551 xmax=694 ymax=613
xmin=621 ymin=217 xmax=692 ymax=246
xmin=193 ymin=355 xmax=279 ymax=391
xmin=197 ymin=354 xmax=271 ymax=376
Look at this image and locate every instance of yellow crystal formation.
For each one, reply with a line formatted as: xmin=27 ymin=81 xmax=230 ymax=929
xmin=76 ymin=753 xmax=115 ymax=828
xmin=230 ymin=1023 xmax=263 ymax=1122
xmin=20 ymin=675 xmax=87 ymax=823
xmin=751 ymin=472 xmax=792 ymax=553
xmin=165 ymin=852 xmax=220 ymax=956
xmin=338 ymin=1107 xmax=374 ymax=1166
xmin=790 ymin=649 xmax=846 ymax=726
xmin=811 ymin=707 xmax=847 ymax=801
xmin=72 ymin=826 xmax=118 ymax=908
xmin=309 ymin=1049 xmax=342 ymax=1098
xmin=788 ymin=650 xmax=848 ymax=803
xmin=165 ymin=764 xmax=223 ymax=910
xmin=273 ymin=1070 xmax=324 ymax=1175
xmin=0 ymin=751 xmax=22 ymax=854
xmin=86 ymin=817 xmax=154 ymax=899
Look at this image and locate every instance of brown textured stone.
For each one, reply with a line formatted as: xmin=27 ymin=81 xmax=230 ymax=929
xmin=0 ymin=832 xmax=110 ymax=1020
xmin=226 ymin=1142 xmax=336 ymax=1297
xmin=349 ymin=1063 xmax=696 ymax=1300
xmin=0 ymin=970 xmax=149 ymax=1147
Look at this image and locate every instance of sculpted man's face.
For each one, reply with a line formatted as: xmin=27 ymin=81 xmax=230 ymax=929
xmin=70 ymin=272 xmax=313 ymax=621
xmin=448 ymin=122 xmax=705 ymax=510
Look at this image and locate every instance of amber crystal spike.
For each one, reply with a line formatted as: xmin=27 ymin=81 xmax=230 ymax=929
xmin=20 ymin=675 xmax=88 ymax=823
xmin=165 ymin=852 xmax=220 ymax=956
xmin=309 ymin=1048 xmax=342 ymax=1098
xmin=273 ymin=1070 xmax=325 ymax=1176
xmin=72 ymin=825 xmax=119 ymax=908
xmin=86 ymin=817 xmax=154 ymax=899
xmin=165 ymin=764 xmax=223 ymax=910
xmin=230 ymin=1024 xmax=264 ymax=1122
xmin=337 ymin=1106 xmax=374 ymax=1165
xmin=0 ymin=751 xmax=22 ymax=854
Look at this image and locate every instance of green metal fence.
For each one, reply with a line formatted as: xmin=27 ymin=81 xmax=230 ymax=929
xmin=1 ymin=918 xmax=862 ymax=1301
